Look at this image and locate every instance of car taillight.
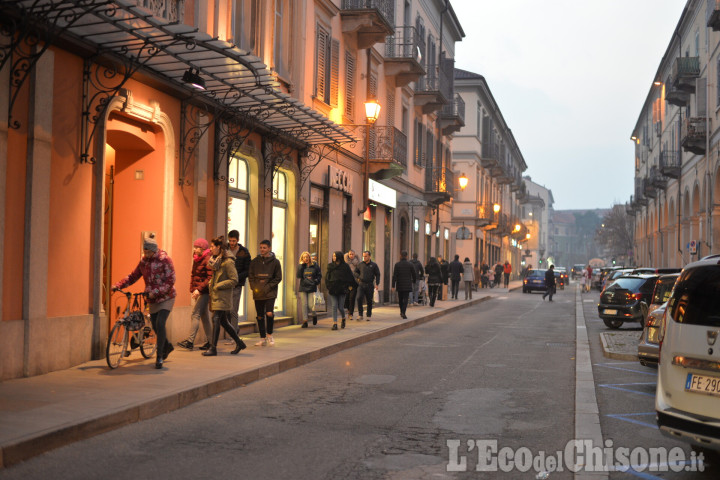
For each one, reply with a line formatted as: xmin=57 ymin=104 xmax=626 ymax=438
xmin=631 ymin=293 xmax=642 ymax=300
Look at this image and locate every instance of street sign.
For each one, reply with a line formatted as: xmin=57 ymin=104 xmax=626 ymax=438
xmin=689 ymin=240 xmax=697 ymax=255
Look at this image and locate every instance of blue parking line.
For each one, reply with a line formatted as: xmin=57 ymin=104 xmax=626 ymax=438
xmin=594 ymin=363 xmax=658 ymax=376
xmin=609 ymin=461 xmax=696 ymax=479
xmin=598 ymin=382 xmax=656 ymax=397
xmin=606 ymin=412 xmax=658 ymax=429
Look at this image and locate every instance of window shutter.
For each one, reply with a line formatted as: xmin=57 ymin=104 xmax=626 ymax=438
xmin=426 ymin=129 xmax=433 ymax=168
xmin=696 ymin=77 xmax=707 ymax=116
xmin=330 ymin=39 xmax=340 ymax=107
xmin=344 ymin=50 xmax=355 ymax=118
xmin=315 ymin=26 xmax=328 ymax=100
xmin=386 ymin=90 xmax=395 ymax=128
xmin=369 ymin=72 xmax=378 ymax=99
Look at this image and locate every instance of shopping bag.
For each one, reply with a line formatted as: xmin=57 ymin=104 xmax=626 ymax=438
xmin=372 ymin=289 xmax=380 ymax=304
xmin=313 ymin=291 xmax=327 ymax=313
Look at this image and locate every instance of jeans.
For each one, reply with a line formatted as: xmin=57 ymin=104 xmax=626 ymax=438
xmin=504 ymin=273 xmax=510 ymax=288
xmin=229 ymin=284 xmax=244 ymax=332
xmin=329 ymin=293 xmax=346 ymax=323
xmin=150 ymin=309 xmax=171 ymax=361
xmin=410 ymin=280 xmax=419 ymax=304
xmin=357 ymin=284 xmax=374 ymax=318
xmin=451 ymin=279 xmax=460 ymax=299
xmin=428 ymin=284 xmax=440 ymax=306
xmin=398 ymin=291 xmax=410 ymax=316
xmin=464 ymin=281 xmax=473 ymax=300
xmin=254 ymin=298 xmax=276 ymax=338
xmin=299 ymin=291 xmax=316 ymax=321
xmin=187 ymin=293 xmax=211 ymax=344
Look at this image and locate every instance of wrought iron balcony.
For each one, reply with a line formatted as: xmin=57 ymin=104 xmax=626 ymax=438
xmin=510 ymin=170 xmax=523 ymax=192
xmin=643 ymin=177 xmax=657 ymax=199
xmin=626 ymin=197 xmax=636 ymax=216
xmin=708 ymin=0 xmax=720 ymax=30
xmin=681 ymin=117 xmax=708 ymax=155
xmin=665 ymin=78 xmax=691 ymax=107
xmin=424 ymin=167 xmax=455 ymax=205
xmin=635 ymin=179 xmax=648 ymax=207
xmin=340 ymin=0 xmax=395 ymax=49
xmin=477 ymin=203 xmax=498 ymax=228
xmin=672 ymin=56 xmax=700 ymax=93
xmin=136 ymin=0 xmax=184 ymax=22
xmin=659 ymin=149 xmax=681 ymax=178
xmin=342 ymin=125 xmax=407 ymax=180
xmin=439 ymin=93 xmax=465 ymax=135
xmin=414 ymin=57 xmax=452 ymax=114
xmin=384 ymin=26 xmax=425 ymax=87
xmin=480 ymin=141 xmax=499 ymax=169
xmin=649 ymin=165 xmax=667 ymax=190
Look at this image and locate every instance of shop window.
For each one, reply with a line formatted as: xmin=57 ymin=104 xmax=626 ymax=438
xmin=228 ymin=156 xmax=250 ymax=321
xmin=272 ymin=171 xmax=288 ymax=314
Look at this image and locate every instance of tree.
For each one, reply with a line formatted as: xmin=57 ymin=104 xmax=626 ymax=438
xmin=595 ymin=205 xmax=634 ymax=262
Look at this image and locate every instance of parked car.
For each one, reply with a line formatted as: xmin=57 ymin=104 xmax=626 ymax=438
xmin=656 ymin=256 xmax=720 ymax=455
xmin=522 ymin=269 xmax=548 ymax=293
xmin=601 ymin=268 xmax=634 ymax=291
xmin=638 ymin=302 xmax=666 ymax=367
xmin=648 ymin=273 xmax=680 ymax=316
xmin=597 ymin=273 xmax=659 ymax=329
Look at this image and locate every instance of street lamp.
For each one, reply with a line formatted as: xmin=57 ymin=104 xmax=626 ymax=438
xmin=360 ymin=99 xmax=381 ymax=215
xmin=364 ymin=100 xmax=381 ymax=124
xmin=493 ymin=203 xmax=500 ymax=214
xmin=458 ymin=173 xmax=468 ymax=191
xmin=526 ymin=233 xmax=531 ymax=240
xmin=514 ymin=224 xmax=521 ymax=233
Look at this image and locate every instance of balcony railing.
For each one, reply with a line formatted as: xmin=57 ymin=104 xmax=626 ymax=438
xmin=340 ymin=0 xmax=395 ymax=48
xmin=672 ymin=56 xmax=700 ymax=93
xmin=136 ymin=0 xmax=184 ymax=22
xmin=368 ymin=125 xmax=407 ymax=169
xmin=341 ymin=0 xmax=394 ymax=25
xmin=414 ymin=56 xmax=452 ymax=113
xmin=439 ymin=93 xmax=465 ymax=135
xmin=649 ymin=165 xmax=666 ymax=190
xmin=644 ymin=177 xmax=657 ymax=199
xmin=635 ymin=178 xmax=648 ymax=207
xmin=481 ymin=140 xmax=499 ymax=168
xmin=385 ymin=25 xmax=421 ymax=61
xmin=707 ymin=0 xmax=720 ymax=30
xmin=659 ymin=149 xmax=681 ymax=178
xmin=425 ymin=167 xmax=455 ymax=202
xmin=681 ymin=117 xmax=708 ymax=155
xmin=626 ymin=196 xmax=636 ymax=216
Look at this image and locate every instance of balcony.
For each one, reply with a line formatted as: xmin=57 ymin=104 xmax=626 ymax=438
xmin=520 ymin=194 xmax=545 ymax=207
xmin=708 ymin=0 xmax=720 ymax=30
xmin=635 ymin=179 xmax=648 ymax=207
xmin=665 ymin=79 xmax=691 ymax=106
xmin=477 ymin=203 xmax=498 ymax=229
xmin=384 ymin=26 xmax=425 ymax=87
xmin=414 ymin=56 xmax=452 ymax=114
xmin=649 ymin=165 xmax=667 ymax=190
xmin=510 ymin=170 xmax=523 ymax=192
xmin=644 ymin=177 xmax=657 ymax=199
xmin=480 ymin=141 xmax=499 ymax=169
xmin=681 ymin=117 xmax=708 ymax=155
xmin=424 ymin=167 xmax=455 ymax=205
xmin=659 ymin=149 xmax=681 ymax=178
xmin=626 ymin=197 xmax=636 ymax=216
xmin=438 ymin=94 xmax=465 ymax=135
xmin=136 ymin=0 xmax=184 ymax=22
xmin=340 ymin=0 xmax=395 ymax=49
xmin=671 ymin=56 xmax=700 ymax=93
xmin=367 ymin=126 xmax=407 ymax=180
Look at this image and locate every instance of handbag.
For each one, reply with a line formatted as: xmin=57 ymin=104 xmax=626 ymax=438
xmin=313 ymin=291 xmax=327 ymax=313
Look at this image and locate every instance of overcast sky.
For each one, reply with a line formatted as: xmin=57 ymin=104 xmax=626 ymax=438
xmin=452 ymin=0 xmax=686 ymax=211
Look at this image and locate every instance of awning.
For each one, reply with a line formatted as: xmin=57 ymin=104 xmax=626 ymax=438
xmin=1 ymin=0 xmax=356 ymax=146
xmin=397 ymin=194 xmax=427 ymax=207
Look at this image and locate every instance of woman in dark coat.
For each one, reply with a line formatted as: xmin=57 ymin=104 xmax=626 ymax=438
xmin=425 ymin=257 xmax=443 ymax=307
xmin=296 ymin=251 xmax=322 ymax=328
xmin=325 ymin=251 xmax=355 ymax=330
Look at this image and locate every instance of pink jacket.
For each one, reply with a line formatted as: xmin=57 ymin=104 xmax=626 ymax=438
xmin=114 ymin=249 xmax=177 ymax=304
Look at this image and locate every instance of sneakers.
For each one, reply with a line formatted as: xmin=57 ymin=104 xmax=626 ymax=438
xmin=331 ymin=323 xmax=338 ymax=331
xmin=255 ymin=338 xmax=267 ymax=346
xmin=267 ymin=335 xmax=275 ymax=346
xmin=366 ymin=316 xmax=371 ymax=321
xmin=177 ymin=340 xmax=193 ymax=350
xmin=301 ymin=321 xmax=308 ymax=328
xmin=311 ymin=315 xmax=318 ymax=326
xmin=341 ymin=318 xmax=346 ymax=329
xmin=358 ymin=315 xmax=363 ymax=322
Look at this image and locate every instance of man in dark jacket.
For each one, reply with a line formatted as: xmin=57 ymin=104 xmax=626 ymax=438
xmin=409 ymin=253 xmax=424 ymax=305
xmin=542 ymin=264 xmax=556 ymax=302
xmin=448 ymin=255 xmax=463 ymax=300
xmin=228 ymin=230 xmax=250 ymax=335
xmin=391 ymin=251 xmax=416 ymax=319
xmin=438 ymin=256 xmax=449 ymax=300
xmin=248 ymin=239 xmax=282 ymax=346
xmin=355 ymin=251 xmax=381 ymax=321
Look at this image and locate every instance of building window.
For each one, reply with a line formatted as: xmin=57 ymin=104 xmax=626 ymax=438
xmin=344 ymin=50 xmax=356 ymax=118
xmin=273 ymin=0 xmax=292 ymax=78
xmin=314 ymin=24 xmax=339 ymax=106
xmin=272 ymin=171 xmax=288 ymax=314
xmin=228 ymin=156 xmax=250 ymax=321
xmin=477 ymin=103 xmax=482 ymax=138
xmin=234 ymin=0 xmax=258 ymax=54
xmin=415 ymin=119 xmax=424 ymax=166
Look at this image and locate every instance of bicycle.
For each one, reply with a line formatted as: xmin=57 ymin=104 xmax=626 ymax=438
xmin=106 ymin=289 xmax=157 ymax=369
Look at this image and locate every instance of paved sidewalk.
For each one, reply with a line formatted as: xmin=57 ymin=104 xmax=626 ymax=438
xmin=600 ymin=330 xmax=642 ymax=361
xmin=0 ymin=282 xmax=521 ymax=469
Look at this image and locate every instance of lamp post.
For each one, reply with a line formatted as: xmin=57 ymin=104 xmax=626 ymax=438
xmin=360 ymin=99 xmax=381 ymax=216
xmin=458 ymin=173 xmax=468 ymax=191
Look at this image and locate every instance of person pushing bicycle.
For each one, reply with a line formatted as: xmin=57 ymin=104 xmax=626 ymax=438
xmin=113 ymin=235 xmax=176 ymax=369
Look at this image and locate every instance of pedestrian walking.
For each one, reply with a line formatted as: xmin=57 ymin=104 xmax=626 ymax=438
xmin=296 ymin=251 xmax=322 ymax=328
xmin=438 ymin=256 xmax=449 ymax=300
xmin=112 ymin=235 xmax=176 ymax=369
xmin=355 ymin=250 xmax=381 ymax=321
xmin=487 ymin=268 xmax=495 ymax=288
xmin=481 ymin=261 xmax=489 ymax=288
xmin=425 ymin=257 xmax=443 ymax=306
xmin=462 ymin=257 xmax=475 ymax=300
xmin=177 ymin=238 xmax=213 ymax=351
xmin=503 ymin=261 xmax=512 ymax=288
xmin=494 ymin=262 xmax=504 ymax=288
xmin=227 ymin=230 xmax=250 ymax=336
xmin=584 ymin=265 xmax=593 ymax=293
xmin=391 ymin=251 xmax=416 ymax=319
xmin=344 ymin=250 xmax=360 ymax=321
xmin=473 ymin=262 xmax=482 ymax=291
xmin=448 ymin=255 xmax=463 ymax=299
xmin=248 ymin=239 xmax=282 ymax=346
xmin=203 ymin=236 xmax=247 ymax=356
xmin=326 ymin=251 xmax=355 ymax=330
xmin=542 ymin=264 xmax=556 ymax=301
xmin=409 ymin=252 xmax=425 ymax=305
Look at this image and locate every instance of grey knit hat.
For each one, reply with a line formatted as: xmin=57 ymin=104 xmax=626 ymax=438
xmin=143 ymin=237 xmax=158 ymax=252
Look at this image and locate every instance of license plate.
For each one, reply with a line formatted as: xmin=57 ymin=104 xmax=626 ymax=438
xmin=685 ymin=373 xmax=720 ymax=397
xmin=604 ymin=309 xmax=617 ymax=315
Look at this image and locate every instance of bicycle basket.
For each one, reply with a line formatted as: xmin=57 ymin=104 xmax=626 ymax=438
xmin=126 ymin=311 xmax=145 ymax=331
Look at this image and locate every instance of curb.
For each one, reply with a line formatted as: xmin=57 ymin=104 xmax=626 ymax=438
xmin=599 ymin=332 xmax=639 ymax=362
xmin=0 ymin=296 xmax=492 ymax=469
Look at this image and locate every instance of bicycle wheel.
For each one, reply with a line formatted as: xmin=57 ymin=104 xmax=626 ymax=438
xmin=139 ymin=322 xmax=157 ymax=359
xmin=106 ymin=322 xmax=129 ymax=369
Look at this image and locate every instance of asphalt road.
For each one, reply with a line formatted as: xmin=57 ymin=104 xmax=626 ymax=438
xmin=1 ymin=289 xmax=578 ymax=479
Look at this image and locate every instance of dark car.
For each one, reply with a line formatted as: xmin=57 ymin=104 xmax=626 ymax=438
xmin=637 ymin=273 xmax=679 ymax=367
xmin=597 ymin=274 xmax=659 ymax=329
xmin=522 ymin=269 xmax=547 ymax=293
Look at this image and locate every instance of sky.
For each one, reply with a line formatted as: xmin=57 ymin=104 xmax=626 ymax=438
xmin=451 ymin=0 xmax=686 ymax=211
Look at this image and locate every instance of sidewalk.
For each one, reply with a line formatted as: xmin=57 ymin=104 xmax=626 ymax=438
xmin=600 ymin=330 xmax=642 ymax=361
xmin=0 ymin=282 xmax=522 ymax=469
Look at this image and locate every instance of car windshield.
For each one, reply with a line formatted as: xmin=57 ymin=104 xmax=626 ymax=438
xmin=606 ymin=277 xmax=646 ymax=291
xmin=668 ymin=266 xmax=720 ymax=327
xmin=651 ymin=276 xmax=677 ymax=304
xmin=528 ymin=270 xmax=546 ymax=278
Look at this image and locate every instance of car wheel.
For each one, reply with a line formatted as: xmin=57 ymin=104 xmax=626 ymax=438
xmin=603 ymin=318 xmax=623 ymax=329
xmin=522 ymin=288 xmax=527 ymax=293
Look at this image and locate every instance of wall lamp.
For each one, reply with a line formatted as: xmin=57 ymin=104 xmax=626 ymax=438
xmin=182 ymin=68 xmax=206 ymax=90
xmin=493 ymin=203 xmax=500 ymax=214
xmin=458 ymin=173 xmax=469 ymax=190
xmin=364 ymin=99 xmax=381 ymax=124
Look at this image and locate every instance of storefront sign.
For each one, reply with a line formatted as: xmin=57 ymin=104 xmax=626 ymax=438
xmin=368 ymin=179 xmax=396 ymax=208
xmin=328 ymin=165 xmax=352 ymax=193
xmin=310 ymin=186 xmax=324 ymax=208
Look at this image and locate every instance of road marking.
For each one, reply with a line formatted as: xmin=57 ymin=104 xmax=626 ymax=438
xmin=598 ymin=382 xmax=656 ymax=397
xmin=605 ymin=412 xmax=658 ymax=429
xmin=594 ymin=364 xmax=657 ymax=376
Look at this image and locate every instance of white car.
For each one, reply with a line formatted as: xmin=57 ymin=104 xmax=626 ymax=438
xmin=656 ymin=256 xmax=720 ymax=457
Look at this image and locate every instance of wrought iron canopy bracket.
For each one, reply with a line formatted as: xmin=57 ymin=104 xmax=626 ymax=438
xmin=213 ymin=115 xmax=258 ymax=182
xmin=298 ymin=143 xmax=344 ymax=192
xmin=179 ymin=99 xmax=214 ymax=186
